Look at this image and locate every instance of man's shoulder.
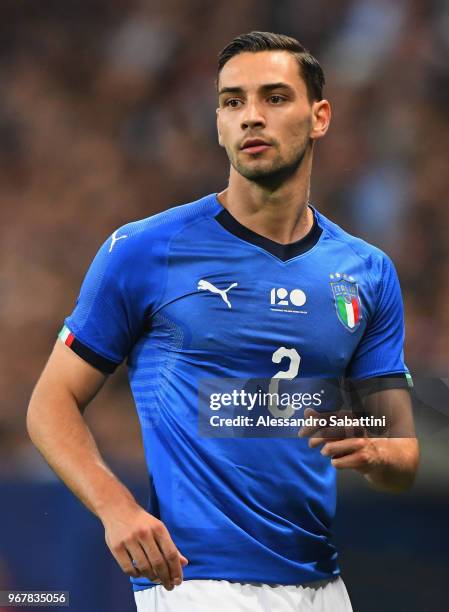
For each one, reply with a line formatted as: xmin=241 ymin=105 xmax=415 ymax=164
xmin=115 ymin=193 xmax=220 ymax=245
xmin=315 ymin=206 xmax=393 ymax=271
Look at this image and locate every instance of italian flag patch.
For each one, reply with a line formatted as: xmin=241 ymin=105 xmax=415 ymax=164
xmin=59 ymin=324 xmax=75 ymax=347
xmin=330 ymin=273 xmax=362 ymax=332
xmin=336 ymin=294 xmax=360 ymax=329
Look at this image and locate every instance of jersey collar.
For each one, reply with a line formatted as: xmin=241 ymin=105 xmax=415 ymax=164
xmin=214 ymin=200 xmax=322 ymax=262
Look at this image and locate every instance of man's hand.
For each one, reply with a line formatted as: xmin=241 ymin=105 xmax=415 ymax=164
xmin=299 ymin=405 xmax=419 ymax=493
xmin=100 ymin=501 xmax=188 ymax=591
xmin=311 ymin=433 xmax=384 ymax=472
xmin=300 ymin=407 xmax=379 ymax=472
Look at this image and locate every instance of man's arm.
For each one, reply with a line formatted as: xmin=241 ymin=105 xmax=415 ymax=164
xmin=27 ymin=340 xmax=187 ymax=590
xmin=324 ymin=436 xmax=419 ymax=493
xmin=307 ymin=388 xmax=420 ymax=493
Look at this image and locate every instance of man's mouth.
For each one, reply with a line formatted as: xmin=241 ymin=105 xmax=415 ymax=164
xmin=240 ymin=139 xmax=272 ymax=154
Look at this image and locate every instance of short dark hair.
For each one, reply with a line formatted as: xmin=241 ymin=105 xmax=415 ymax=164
xmin=217 ymin=31 xmax=325 ymax=102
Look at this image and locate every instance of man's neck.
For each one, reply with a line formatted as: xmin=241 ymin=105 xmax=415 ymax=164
xmin=217 ymin=153 xmax=313 ymax=245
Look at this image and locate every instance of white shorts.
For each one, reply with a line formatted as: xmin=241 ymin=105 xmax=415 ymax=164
xmin=134 ymin=577 xmax=353 ymax=612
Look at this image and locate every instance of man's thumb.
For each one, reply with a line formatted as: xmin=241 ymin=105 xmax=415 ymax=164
xmin=179 ymin=554 xmax=189 ymax=565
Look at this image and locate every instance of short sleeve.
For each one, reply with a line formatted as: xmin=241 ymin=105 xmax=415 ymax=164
xmin=347 ymin=254 xmax=408 ymax=381
xmin=61 ymin=227 xmax=151 ymax=373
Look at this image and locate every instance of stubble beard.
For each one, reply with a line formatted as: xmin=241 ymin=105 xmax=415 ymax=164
xmin=228 ymin=136 xmax=311 ymax=187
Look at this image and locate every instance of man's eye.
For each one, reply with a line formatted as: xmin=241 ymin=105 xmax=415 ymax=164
xmin=225 ymin=99 xmax=242 ymax=108
xmin=269 ymin=95 xmax=285 ymax=104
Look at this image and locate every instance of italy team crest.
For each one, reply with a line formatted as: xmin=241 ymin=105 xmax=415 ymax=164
xmin=330 ymin=274 xmax=362 ymax=332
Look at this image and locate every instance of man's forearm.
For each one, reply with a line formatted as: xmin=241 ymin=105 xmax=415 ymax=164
xmin=363 ymin=437 xmax=420 ymax=493
xmin=27 ymin=387 xmax=136 ymax=520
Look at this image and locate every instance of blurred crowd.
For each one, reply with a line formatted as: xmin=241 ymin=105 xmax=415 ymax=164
xmin=1 ymin=0 xmax=448 ymax=477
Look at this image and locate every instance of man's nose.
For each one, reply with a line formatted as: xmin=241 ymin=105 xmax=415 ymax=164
xmin=241 ymin=100 xmax=265 ymax=130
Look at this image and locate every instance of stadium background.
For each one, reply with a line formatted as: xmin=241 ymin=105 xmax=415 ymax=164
xmin=0 ymin=1 xmax=448 ymax=610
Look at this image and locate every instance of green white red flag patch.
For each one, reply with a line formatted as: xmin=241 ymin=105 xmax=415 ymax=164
xmin=59 ymin=324 xmax=75 ymax=347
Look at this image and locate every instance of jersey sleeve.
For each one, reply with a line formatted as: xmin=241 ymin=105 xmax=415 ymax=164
xmin=346 ymin=253 xmax=409 ymax=385
xmin=61 ymin=226 xmax=154 ymax=373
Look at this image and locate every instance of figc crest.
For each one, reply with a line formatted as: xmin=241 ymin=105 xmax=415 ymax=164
xmin=330 ymin=273 xmax=362 ymax=332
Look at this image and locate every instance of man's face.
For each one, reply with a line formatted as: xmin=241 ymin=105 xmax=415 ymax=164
xmin=216 ymin=51 xmax=321 ymax=183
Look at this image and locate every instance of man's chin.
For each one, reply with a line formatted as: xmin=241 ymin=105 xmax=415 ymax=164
xmin=236 ymin=163 xmax=288 ymax=182
xmin=233 ymin=157 xmax=274 ymax=176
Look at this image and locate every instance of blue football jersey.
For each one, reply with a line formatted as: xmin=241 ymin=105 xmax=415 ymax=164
xmin=62 ymin=193 xmax=408 ymax=591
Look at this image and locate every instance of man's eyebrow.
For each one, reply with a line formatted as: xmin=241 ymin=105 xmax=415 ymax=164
xmin=218 ymin=82 xmax=294 ymax=96
xmin=218 ymin=86 xmax=244 ymax=96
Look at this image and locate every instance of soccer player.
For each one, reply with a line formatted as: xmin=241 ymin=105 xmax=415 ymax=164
xmin=27 ymin=32 xmax=419 ymax=612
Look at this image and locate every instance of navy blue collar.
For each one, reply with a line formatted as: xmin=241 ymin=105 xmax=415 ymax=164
xmin=215 ymin=206 xmax=322 ymax=261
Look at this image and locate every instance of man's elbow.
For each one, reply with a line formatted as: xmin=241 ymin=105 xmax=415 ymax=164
xmin=26 ymin=385 xmax=46 ymax=446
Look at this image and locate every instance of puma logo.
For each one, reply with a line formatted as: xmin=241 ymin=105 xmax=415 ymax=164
xmin=197 ymin=279 xmax=238 ymax=309
xmin=109 ymin=230 xmax=128 ymax=253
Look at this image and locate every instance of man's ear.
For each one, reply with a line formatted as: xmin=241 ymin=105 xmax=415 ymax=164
xmin=310 ymin=99 xmax=331 ymax=141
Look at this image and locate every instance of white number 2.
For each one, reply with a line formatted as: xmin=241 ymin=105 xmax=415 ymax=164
xmin=272 ymin=347 xmax=301 ymax=379
xmin=268 ymin=347 xmax=301 ymax=418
